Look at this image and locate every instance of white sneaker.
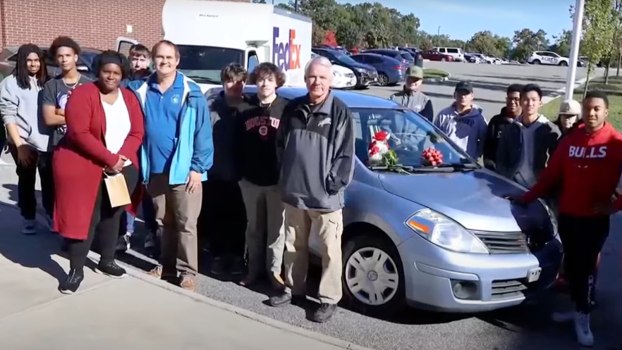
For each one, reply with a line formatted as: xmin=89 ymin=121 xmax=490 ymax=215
xmin=21 ymin=219 xmax=36 ymax=235
xmin=574 ymin=311 xmax=594 ymax=347
xmin=552 ymin=310 xmax=575 ymax=323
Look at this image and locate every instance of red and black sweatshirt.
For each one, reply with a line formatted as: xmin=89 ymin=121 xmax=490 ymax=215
xmin=522 ymin=122 xmax=622 ymax=217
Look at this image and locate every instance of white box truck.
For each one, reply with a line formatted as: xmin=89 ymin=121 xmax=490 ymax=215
xmin=117 ymin=0 xmax=312 ymax=93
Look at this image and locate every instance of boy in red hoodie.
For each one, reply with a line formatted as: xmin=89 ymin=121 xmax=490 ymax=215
xmin=511 ymin=91 xmax=622 ymax=347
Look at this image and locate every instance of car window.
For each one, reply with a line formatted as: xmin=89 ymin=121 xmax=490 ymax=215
xmin=352 ymin=108 xmax=472 ymax=167
xmin=447 ymin=48 xmax=459 ymax=54
xmin=368 ymin=56 xmax=382 ymax=64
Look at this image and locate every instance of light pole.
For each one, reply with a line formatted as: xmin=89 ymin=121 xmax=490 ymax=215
xmin=565 ymin=0 xmax=585 ymax=100
xmin=437 ymin=26 xmax=441 ymax=46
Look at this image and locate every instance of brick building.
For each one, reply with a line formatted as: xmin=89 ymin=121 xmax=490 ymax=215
xmin=0 ymin=0 xmax=250 ymax=50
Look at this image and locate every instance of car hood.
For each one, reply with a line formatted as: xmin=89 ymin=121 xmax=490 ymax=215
xmin=379 ymin=170 xmax=547 ymax=232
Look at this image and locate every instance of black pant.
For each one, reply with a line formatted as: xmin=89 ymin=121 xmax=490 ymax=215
xmin=558 ymin=214 xmax=609 ymax=313
xmin=68 ymin=166 xmax=138 ymax=270
xmin=198 ymin=179 xmax=246 ymax=257
xmin=8 ymin=145 xmax=54 ymax=219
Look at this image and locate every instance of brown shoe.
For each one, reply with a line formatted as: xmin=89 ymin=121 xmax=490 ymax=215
xmin=179 ymin=275 xmax=196 ymax=292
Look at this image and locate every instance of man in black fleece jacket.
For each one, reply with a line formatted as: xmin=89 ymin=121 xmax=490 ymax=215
xmin=237 ymin=63 xmax=288 ymax=289
xmin=483 ymin=83 xmax=522 ymax=169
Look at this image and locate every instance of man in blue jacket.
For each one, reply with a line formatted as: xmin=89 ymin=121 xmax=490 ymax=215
xmin=128 ymin=40 xmax=213 ymax=291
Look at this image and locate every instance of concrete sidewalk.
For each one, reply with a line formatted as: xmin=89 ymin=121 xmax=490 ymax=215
xmin=0 ymin=155 xmax=366 ymax=350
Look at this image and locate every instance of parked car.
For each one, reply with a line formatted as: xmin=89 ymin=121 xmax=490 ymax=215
xmin=205 ymin=86 xmax=563 ymax=316
xmin=464 ymin=53 xmax=481 ymax=63
xmin=432 ymin=47 xmax=465 ymax=62
xmin=0 ymin=46 xmax=101 ymax=80
xmin=421 ymin=50 xmax=454 ymax=62
xmin=350 ymin=53 xmax=404 ymax=86
xmin=311 ymin=52 xmax=357 ymax=89
xmin=312 ymin=47 xmax=378 ymax=89
xmin=528 ymin=51 xmax=569 ymax=66
xmin=363 ymin=48 xmax=414 ymax=66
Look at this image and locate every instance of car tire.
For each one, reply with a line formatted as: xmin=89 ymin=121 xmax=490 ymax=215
xmin=533 ymin=59 xmax=541 ymax=65
xmin=377 ymin=73 xmax=389 ymax=86
xmin=559 ymin=61 xmax=568 ymax=66
xmin=342 ymin=234 xmax=405 ymax=317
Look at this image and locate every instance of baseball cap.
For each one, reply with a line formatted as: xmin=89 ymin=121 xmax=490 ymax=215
xmin=405 ymin=66 xmax=424 ymax=79
xmin=455 ymin=81 xmax=473 ymax=94
xmin=559 ymin=99 xmax=581 ymax=115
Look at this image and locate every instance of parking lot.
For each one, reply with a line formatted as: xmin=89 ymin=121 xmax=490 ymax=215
xmin=358 ymin=61 xmax=598 ymax=120
xmin=172 ymin=62 xmax=620 ymax=350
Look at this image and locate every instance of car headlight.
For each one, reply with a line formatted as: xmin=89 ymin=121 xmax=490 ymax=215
xmin=405 ymin=208 xmax=489 ymax=254
xmin=333 ymin=71 xmax=344 ymax=78
xmin=355 ymin=67 xmax=367 ymax=73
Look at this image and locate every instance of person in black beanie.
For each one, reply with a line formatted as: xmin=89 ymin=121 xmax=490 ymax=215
xmin=237 ymin=63 xmax=288 ymax=289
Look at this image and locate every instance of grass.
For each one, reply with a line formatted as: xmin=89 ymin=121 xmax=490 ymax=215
xmin=423 ymin=68 xmax=450 ymax=79
xmin=540 ymin=76 xmax=622 ymax=131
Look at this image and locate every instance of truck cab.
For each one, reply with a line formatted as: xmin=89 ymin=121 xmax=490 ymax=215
xmin=118 ymin=0 xmax=312 ymax=94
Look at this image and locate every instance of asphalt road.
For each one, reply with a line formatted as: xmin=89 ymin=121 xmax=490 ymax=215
xmin=357 ymin=61 xmax=602 ymax=121
xmin=120 ymin=216 xmax=622 ymax=350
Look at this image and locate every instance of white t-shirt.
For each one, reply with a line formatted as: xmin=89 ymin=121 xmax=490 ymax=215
xmin=102 ymin=92 xmax=131 ymax=166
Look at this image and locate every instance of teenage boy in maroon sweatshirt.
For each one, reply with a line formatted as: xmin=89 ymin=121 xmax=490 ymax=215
xmin=511 ymin=91 xmax=622 ymax=347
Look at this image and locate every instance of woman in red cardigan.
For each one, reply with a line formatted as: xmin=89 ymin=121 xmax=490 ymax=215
xmin=53 ymin=50 xmax=144 ymax=294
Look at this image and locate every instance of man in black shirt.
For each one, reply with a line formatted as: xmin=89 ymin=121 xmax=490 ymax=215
xmin=237 ymin=63 xmax=288 ymax=289
xmin=483 ymin=83 xmax=522 ymax=169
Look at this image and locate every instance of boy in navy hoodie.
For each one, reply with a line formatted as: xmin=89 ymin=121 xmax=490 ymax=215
xmin=433 ymin=81 xmax=487 ymax=159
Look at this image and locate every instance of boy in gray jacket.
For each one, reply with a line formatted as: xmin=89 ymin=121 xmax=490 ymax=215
xmin=433 ymin=81 xmax=487 ymax=159
xmin=0 ymin=44 xmax=52 ymax=234
xmin=389 ymin=66 xmax=433 ymax=121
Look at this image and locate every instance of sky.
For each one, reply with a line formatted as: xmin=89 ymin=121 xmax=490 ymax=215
xmin=273 ymin=0 xmax=575 ymax=41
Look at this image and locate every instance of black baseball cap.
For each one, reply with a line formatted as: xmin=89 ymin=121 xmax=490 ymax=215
xmin=455 ymin=81 xmax=473 ymax=94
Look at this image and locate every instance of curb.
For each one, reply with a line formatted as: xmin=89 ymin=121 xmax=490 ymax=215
xmin=86 ymin=250 xmax=372 ymax=350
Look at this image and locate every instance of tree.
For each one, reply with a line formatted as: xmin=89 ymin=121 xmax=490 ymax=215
xmin=511 ymin=28 xmax=549 ymax=61
xmin=251 ymin=0 xmax=267 ymax=3
xmin=466 ymin=31 xmax=510 ymax=57
xmin=549 ymin=30 xmax=572 ymax=57
xmin=578 ymin=0 xmax=616 ymax=93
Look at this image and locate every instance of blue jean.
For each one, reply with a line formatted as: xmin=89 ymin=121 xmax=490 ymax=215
xmin=123 ymin=191 xmax=157 ymax=234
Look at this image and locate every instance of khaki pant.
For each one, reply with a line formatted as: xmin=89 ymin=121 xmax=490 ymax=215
xmin=239 ymin=179 xmax=285 ymax=277
xmin=283 ymin=203 xmax=343 ymax=304
xmin=148 ymin=174 xmax=202 ymax=276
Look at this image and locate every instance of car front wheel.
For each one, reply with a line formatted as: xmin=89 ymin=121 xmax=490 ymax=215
xmin=559 ymin=61 xmax=568 ymax=66
xmin=377 ymin=73 xmax=389 ymax=86
xmin=342 ymin=234 xmax=405 ymax=317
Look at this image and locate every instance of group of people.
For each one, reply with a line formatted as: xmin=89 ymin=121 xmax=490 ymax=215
xmin=0 ymin=36 xmax=355 ymax=324
xmin=391 ymin=71 xmax=620 ymax=347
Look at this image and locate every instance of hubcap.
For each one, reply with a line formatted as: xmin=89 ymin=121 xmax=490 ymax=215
xmin=345 ymin=247 xmax=399 ymax=306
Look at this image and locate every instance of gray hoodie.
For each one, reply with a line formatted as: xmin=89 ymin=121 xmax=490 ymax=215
xmin=0 ymin=75 xmax=49 ymax=152
xmin=433 ymin=104 xmax=487 ymax=159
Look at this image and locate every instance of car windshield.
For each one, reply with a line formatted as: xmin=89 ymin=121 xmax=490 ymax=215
xmin=400 ymin=52 xmax=414 ymax=61
xmin=334 ymin=52 xmax=359 ymax=65
xmin=177 ymin=45 xmax=245 ymax=84
xmin=351 ymin=108 xmax=474 ymax=169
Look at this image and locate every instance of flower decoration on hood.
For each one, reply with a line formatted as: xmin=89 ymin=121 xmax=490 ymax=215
xmin=368 ymin=130 xmax=398 ymax=166
xmin=421 ymin=147 xmax=443 ymax=166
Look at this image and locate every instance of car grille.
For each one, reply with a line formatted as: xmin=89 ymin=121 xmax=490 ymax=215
xmin=472 ymin=231 xmax=529 ymax=254
xmin=491 ymin=279 xmax=527 ymax=300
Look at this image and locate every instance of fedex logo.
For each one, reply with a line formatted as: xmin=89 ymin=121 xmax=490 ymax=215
xmin=273 ymin=27 xmax=301 ymax=71
xmin=569 ymin=145 xmax=607 ymax=159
